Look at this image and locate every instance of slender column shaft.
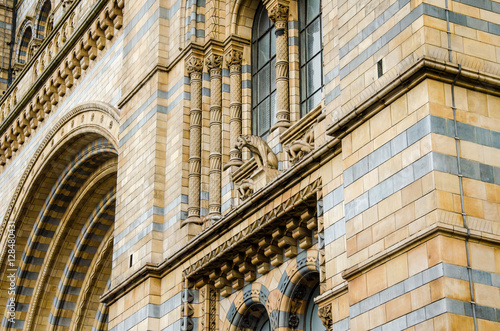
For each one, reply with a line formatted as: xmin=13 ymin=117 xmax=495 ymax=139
xmin=186 ymin=57 xmax=203 ymax=224
xmin=269 ymin=4 xmax=290 ymax=130
xmin=225 ymin=50 xmax=243 ymax=169
xmin=206 ymin=54 xmax=223 ymax=218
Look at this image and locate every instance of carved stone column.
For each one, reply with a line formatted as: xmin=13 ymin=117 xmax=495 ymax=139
xmin=268 ymin=2 xmax=290 ymax=130
xmin=185 ymin=56 xmax=204 ymax=225
xmin=206 ymin=54 xmax=223 ymax=219
xmin=224 ymin=49 xmax=243 ymax=170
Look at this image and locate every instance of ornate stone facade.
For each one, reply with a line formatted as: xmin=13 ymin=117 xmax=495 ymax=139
xmin=0 ymin=0 xmax=499 ymax=330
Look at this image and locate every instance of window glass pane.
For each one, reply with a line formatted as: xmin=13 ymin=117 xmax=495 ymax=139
xmin=307 ymin=0 xmax=320 ymax=23
xmin=307 ymin=89 xmax=322 ymax=112
xmin=300 ymin=30 xmax=306 ymax=64
xmin=271 ymin=91 xmax=277 ymax=126
xmin=252 ymin=107 xmax=258 ymax=135
xmin=258 ymin=98 xmax=270 ymax=136
xmin=252 ymin=76 xmax=258 ymax=105
xmin=301 ymin=101 xmax=307 ymax=118
xmin=258 ymin=8 xmax=270 ymax=36
xmin=258 ymin=32 xmax=270 ymax=67
xmin=270 ymin=27 xmax=276 ymax=56
xmin=307 ymin=54 xmax=322 ymax=97
xmin=258 ymin=64 xmax=270 ymax=103
xmin=300 ymin=65 xmax=307 ymax=101
xmin=306 ymin=18 xmax=321 ymax=60
xmin=299 ymin=0 xmax=306 ymax=28
xmin=271 ymin=57 xmax=276 ymax=91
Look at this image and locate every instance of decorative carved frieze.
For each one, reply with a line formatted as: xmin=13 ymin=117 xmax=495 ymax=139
xmin=0 ymin=0 xmax=124 ymax=167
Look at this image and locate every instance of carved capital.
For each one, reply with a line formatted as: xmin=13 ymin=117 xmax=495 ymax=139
xmin=205 ymin=54 xmax=223 ymax=70
xmin=225 ymin=50 xmax=242 ymax=69
xmin=186 ymin=56 xmax=203 ymax=75
xmin=268 ymin=4 xmax=289 ymax=23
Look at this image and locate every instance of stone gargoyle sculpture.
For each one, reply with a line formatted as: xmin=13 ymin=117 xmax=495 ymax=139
xmin=285 ymin=128 xmax=314 ymax=163
xmin=235 ymin=135 xmax=278 ymax=169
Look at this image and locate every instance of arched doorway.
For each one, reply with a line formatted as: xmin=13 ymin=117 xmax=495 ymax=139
xmin=0 ymin=103 xmax=119 ymax=330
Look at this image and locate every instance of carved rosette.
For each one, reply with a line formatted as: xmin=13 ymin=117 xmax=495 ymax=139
xmin=268 ymin=4 xmax=290 ymax=130
xmin=185 ymin=56 xmax=204 ymax=225
xmin=225 ymin=49 xmax=244 ymax=169
xmin=206 ymin=54 xmax=223 ymax=218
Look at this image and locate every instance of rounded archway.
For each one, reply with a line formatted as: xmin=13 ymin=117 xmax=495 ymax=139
xmin=0 ymin=103 xmax=119 ymax=330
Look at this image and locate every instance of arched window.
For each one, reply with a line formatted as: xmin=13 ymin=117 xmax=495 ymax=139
xmin=251 ymin=3 xmax=276 ymax=138
xmin=19 ymin=27 xmax=32 ymax=64
xmin=38 ymin=0 xmax=52 ymax=38
xmin=299 ymin=0 xmax=323 ymax=117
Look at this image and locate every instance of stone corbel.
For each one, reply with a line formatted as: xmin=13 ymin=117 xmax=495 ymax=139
xmin=246 ymin=245 xmax=270 ymax=275
xmin=109 ymin=0 xmax=124 ymax=29
xmin=100 ymin=10 xmax=114 ymax=40
xmin=12 ymin=123 xmax=24 ymax=149
xmin=18 ymin=111 xmax=31 ymax=138
xmin=1 ymin=135 xmax=11 ymax=161
xmin=83 ymin=31 xmax=98 ymax=60
xmin=46 ymin=81 xmax=59 ymax=105
xmin=7 ymin=128 xmax=19 ymax=152
xmin=38 ymin=90 xmax=51 ymax=115
xmin=53 ymin=71 xmax=66 ymax=97
xmin=76 ymin=41 xmax=90 ymax=70
xmin=69 ymin=51 xmax=82 ymax=78
xmin=61 ymin=60 xmax=74 ymax=88
xmin=92 ymin=21 xmax=106 ymax=50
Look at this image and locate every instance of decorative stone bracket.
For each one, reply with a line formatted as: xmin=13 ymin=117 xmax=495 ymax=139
xmin=183 ymin=178 xmax=322 ymax=297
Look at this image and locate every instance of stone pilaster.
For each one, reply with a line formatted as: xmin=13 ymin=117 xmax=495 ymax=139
xmin=224 ymin=49 xmax=243 ymax=170
xmin=185 ymin=56 xmax=204 ymax=225
xmin=206 ymin=53 xmax=223 ymax=220
xmin=267 ymin=1 xmax=290 ymax=130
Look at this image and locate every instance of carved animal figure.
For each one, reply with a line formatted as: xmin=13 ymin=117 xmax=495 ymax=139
xmin=238 ymin=178 xmax=254 ymax=200
xmin=286 ymin=128 xmax=314 ymax=163
xmin=235 ymin=135 xmax=278 ymax=169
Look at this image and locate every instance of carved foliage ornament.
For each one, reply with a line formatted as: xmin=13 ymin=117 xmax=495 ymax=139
xmin=268 ymin=4 xmax=289 ymax=23
xmin=318 ymin=304 xmax=333 ymax=329
xmin=186 ymin=56 xmax=203 ymax=74
xmin=205 ymin=54 xmax=223 ymax=70
xmin=226 ymin=50 xmax=243 ymax=68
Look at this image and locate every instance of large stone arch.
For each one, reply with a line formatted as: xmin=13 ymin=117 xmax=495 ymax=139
xmin=229 ymin=0 xmax=260 ymax=37
xmin=0 ymin=102 xmax=119 ymax=330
